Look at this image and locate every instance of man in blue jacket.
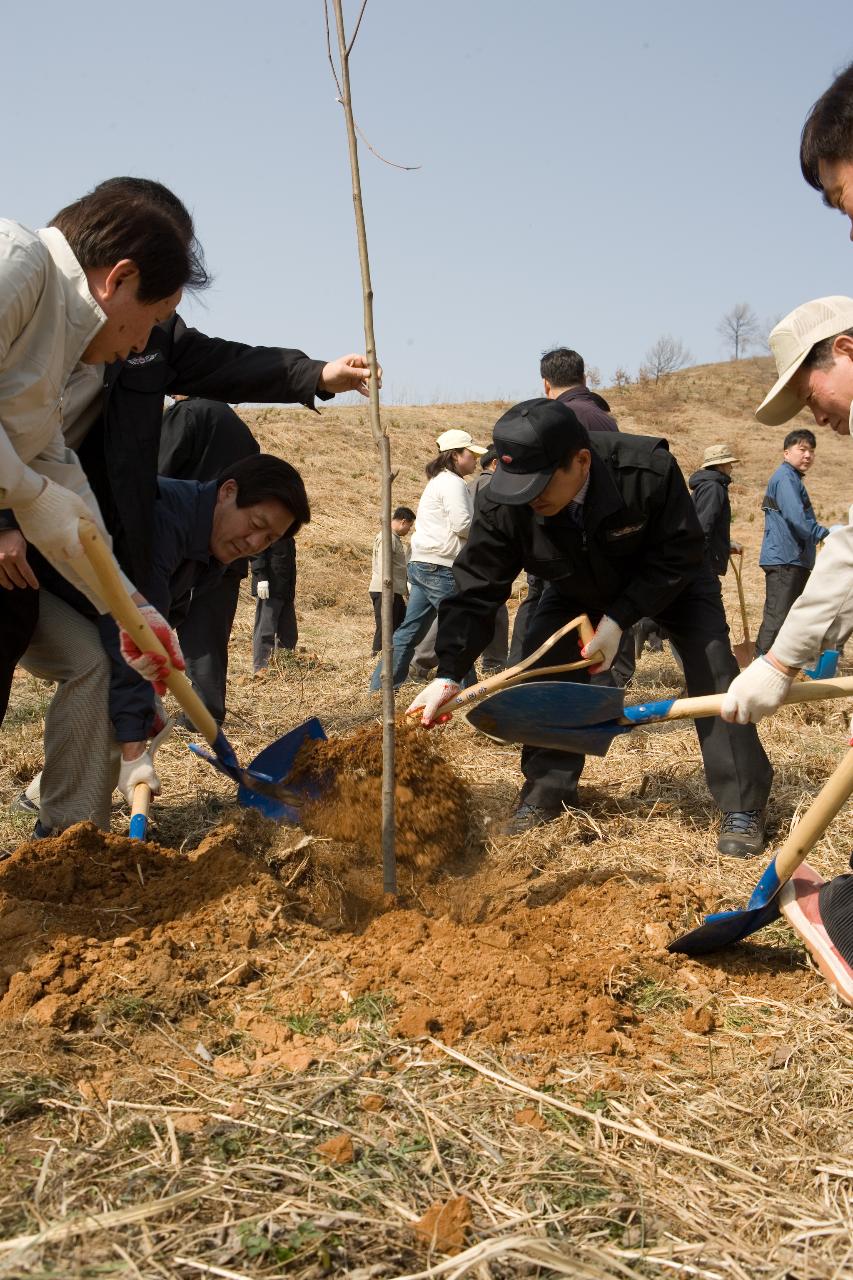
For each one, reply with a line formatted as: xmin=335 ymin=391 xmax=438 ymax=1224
xmin=756 ymin=429 xmax=829 ymax=654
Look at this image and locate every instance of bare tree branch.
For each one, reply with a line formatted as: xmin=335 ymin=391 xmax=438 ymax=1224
xmin=324 ymin=0 xmax=421 ymax=172
xmin=639 ymin=334 xmax=692 ymax=383
xmin=346 ymin=0 xmax=369 ymax=57
xmin=717 ymin=302 xmax=760 ymax=361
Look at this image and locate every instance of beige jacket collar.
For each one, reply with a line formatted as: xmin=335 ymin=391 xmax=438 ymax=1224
xmin=38 ymin=226 xmax=106 ymax=367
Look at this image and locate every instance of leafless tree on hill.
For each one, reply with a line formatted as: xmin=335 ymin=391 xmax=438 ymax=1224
xmin=640 ymin=335 xmax=693 ymax=383
xmin=612 ymin=366 xmax=633 ymax=388
xmin=586 ymin=366 xmax=602 ymax=389
xmin=718 ymin=302 xmax=760 ymax=360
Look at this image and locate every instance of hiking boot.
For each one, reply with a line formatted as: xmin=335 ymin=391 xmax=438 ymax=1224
xmin=494 ymin=797 xmax=576 ymax=838
xmin=780 ymin=864 xmax=853 ymax=1006
xmin=717 ymin=809 xmax=766 ymax=858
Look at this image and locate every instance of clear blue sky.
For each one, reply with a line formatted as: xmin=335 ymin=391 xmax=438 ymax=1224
xmin=5 ymin=1 xmax=853 ymax=403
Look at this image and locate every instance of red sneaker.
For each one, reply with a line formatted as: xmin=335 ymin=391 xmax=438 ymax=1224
xmin=779 ymin=864 xmax=853 ymax=1006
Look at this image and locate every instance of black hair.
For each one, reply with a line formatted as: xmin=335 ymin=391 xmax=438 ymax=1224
xmin=783 ymin=428 xmax=818 ymax=451
xmin=50 ymin=176 xmax=210 ymax=303
xmin=540 ymin=347 xmax=585 ymax=387
xmin=218 ymin=454 xmax=311 ymax=536
xmin=800 ymin=62 xmax=853 ymax=192
xmin=393 ymin=506 xmax=416 ymax=522
xmin=425 ymin=449 xmax=467 ymax=480
xmin=480 ymin=443 xmax=499 ymax=469
xmin=802 ymin=326 xmax=853 ymax=370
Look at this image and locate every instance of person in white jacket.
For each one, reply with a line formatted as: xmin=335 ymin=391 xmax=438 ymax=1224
xmin=0 ymin=179 xmax=208 ymax=717
xmin=721 ymin=294 xmax=853 ymax=1004
xmin=369 ymin=429 xmax=485 ymax=690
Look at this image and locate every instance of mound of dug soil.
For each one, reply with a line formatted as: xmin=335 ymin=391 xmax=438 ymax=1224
xmin=292 ymin=722 xmax=473 ymax=874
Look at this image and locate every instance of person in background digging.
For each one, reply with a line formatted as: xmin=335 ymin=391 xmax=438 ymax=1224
xmin=21 ymin=455 xmax=310 ymax=838
xmin=408 ymin=398 xmax=773 ymax=853
xmin=368 ymin=506 xmax=415 ymax=657
xmin=755 ymin=428 xmax=829 ymax=655
xmin=158 ymin=396 xmax=260 ymax=723
xmin=252 ymin=534 xmax=299 ymax=675
xmin=722 ymin=293 xmax=853 ymax=1001
xmin=368 ymin=430 xmax=485 ymax=692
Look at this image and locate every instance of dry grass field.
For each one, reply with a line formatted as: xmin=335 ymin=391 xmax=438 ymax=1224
xmin=2 ymin=358 xmax=853 ymax=1279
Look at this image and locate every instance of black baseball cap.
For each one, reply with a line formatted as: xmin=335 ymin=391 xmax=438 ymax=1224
xmin=488 ymin=398 xmax=589 ymax=505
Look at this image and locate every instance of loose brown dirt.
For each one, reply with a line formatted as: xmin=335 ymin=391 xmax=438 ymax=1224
xmin=292 ymin=721 xmax=473 ymax=874
xmin=0 ymin=812 xmax=813 ymax=1063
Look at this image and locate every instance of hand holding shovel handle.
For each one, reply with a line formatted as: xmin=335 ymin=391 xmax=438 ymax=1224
xmin=624 ymin=675 xmax=853 ymax=731
xmin=410 ymin=614 xmax=601 ymax=722
xmin=78 ymin=520 xmax=219 ymax=740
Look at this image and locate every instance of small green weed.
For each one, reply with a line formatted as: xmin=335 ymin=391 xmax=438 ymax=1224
xmin=628 ymin=979 xmax=689 ymax=1013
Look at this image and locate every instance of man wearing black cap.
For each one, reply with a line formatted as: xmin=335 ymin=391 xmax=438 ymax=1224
xmin=408 ymin=398 xmax=773 ymax=853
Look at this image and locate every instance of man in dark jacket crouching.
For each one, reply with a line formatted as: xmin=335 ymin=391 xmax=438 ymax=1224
xmin=408 ymin=398 xmax=773 ymax=856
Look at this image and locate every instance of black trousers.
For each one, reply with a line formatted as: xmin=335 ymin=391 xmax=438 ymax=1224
xmin=519 ymin=573 xmax=773 ymax=814
xmin=0 ymin=587 xmax=39 ymax=725
xmin=756 ymin=565 xmax=811 ymax=655
xmin=178 ymin=571 xmax=243 ymax=726
xmin=370 ymin=591 xmax=406 ymax=654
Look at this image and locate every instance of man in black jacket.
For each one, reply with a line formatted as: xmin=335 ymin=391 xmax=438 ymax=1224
xmin=688 ymin=443 xmax=743 ymax=576
xmin=0 ymin=312 xmax=373 ymax=708
xmin=408 ymin=398 xmax=773 ymax=855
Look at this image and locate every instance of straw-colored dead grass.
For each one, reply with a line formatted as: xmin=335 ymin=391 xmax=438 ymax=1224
xmin=2 ymin=364 xmax=853 ymax=1277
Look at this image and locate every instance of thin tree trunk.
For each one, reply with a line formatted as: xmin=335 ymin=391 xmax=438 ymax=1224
xmin=331 ymin=0 xmax=396 ymax=895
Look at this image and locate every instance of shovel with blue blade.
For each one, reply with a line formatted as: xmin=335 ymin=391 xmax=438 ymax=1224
xmin=465 ymin=676 xmax=853 ymax=755
xmin=669 ymin=743 xmax=853 ymax=954
xmin=79 ymin=519 xmax=323 ymax=823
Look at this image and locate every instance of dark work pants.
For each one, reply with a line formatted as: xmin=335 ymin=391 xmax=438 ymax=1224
xmin=756 ymin=565 xmax=811 ymax=655
xmin=178 ymin=571 xmax=243 ymax=725
xmin=370 ymin=591 xmax=406 ymax=654
xmin=519 ymin=574 xmax=773 ymax=814
xmin=253 ymin=596 xmax=298 ymax=671
xmin=0 ymin=587 xmax=39 ymax=724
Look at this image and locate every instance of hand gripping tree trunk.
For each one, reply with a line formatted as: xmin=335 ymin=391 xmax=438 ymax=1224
xmin=330 ymin=0 xmax=397 ymax=894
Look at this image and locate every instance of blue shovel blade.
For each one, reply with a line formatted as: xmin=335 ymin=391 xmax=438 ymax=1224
xmin=238 ymin=717 xmax=327 ymax=823
xmin=668 ymin=853 xmax=787 ymax=955
xmin=466 ymin=681 xmax=627 ymax=750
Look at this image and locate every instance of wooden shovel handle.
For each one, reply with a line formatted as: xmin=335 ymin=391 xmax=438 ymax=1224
xmin=449 ymin=613 xmax=598 ymax=707
xmin=634 ymin=675 xmax=853 ymax=726
xmin=729 ymin=553 xmax=751 ymax=645
xmin=78 ymin=518 xmax=219 ymax=748
xmin=773 ymin=745 xmax=853 ymax=883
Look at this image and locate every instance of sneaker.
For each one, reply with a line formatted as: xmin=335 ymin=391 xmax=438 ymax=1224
xmin=13 ymin=792 xmax=39 ymax=816
xmin=717 ymin=810 xmax=766 ymax=858
xmin=409 ymin=662 xmax=435 ymax=682
xmin=494 ymin=797 xmax=575 ymax=838
xmin=779 ymin=864 xmax=853 ymax=1006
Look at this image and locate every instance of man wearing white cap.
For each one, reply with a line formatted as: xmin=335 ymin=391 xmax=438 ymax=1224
xmin=723 ymin=296 xmax=853 ymax=722
xmin=368 ymin=429 xmax=486 ymax=691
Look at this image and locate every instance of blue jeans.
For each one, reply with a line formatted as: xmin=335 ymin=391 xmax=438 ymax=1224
xmin=369 ymin=561 xmax=475 ymax=690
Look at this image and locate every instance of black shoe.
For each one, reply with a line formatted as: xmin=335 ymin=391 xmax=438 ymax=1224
xmin=32 ymin=820 xmax=58 ymax=841
xmin=718 ymin=810 xmax=766 ymax=858
xmin=494 ymin=797 xmax=576 ymax=838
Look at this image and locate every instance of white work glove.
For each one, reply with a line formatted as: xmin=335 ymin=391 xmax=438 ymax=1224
xmin=118 ymin=750 xmax=161 ymax=804
xmin=720 ymin=656 xmax=794 ymax=724
xmin=257 ymin=580 xmax=270 ymax=600
xmin=119 ymin=605 xmax=185 ymax=695
xmin=14 ymin=478 xmax=91 ymax=563
xmin=581 ymin=615 xmax=623 ymax=674
xmin=406 ymin=678 xmax=461 ymax=727
xmin=730 ymin=541 xmax=744 ymax=555
xmin=828 ymin=525 xmax=846 ymax=536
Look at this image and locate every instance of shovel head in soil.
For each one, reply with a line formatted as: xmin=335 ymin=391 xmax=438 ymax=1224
xmin=235 ymin=717 xmax=327 ymax=823
xmin=670 ymin=745 xmax=853 ymax=956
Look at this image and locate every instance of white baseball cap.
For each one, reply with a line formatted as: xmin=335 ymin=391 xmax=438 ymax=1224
xmin=435 ymin=429 xmax=487 ymax=454
xmin=756 ymin=296 xmax=853 ymax=425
